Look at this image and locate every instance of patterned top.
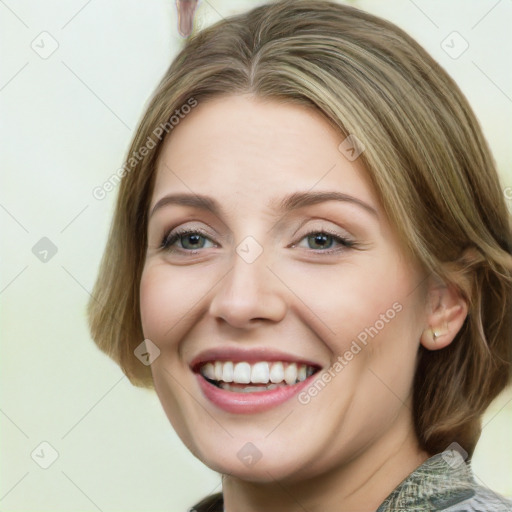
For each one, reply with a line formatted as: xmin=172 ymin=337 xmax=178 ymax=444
xmin=189 ymin=450 xmax=512 ymax=511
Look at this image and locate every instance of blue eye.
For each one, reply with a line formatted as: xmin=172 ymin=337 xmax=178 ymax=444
xmin=298 ymin=230 xmax=355 ymax=252
xmin=160 ymin=228 xmax=355 ymax=255
xmin=161 ymin=228 xmax=215 ymax=252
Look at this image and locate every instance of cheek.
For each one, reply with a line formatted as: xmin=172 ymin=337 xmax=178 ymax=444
xmin=287 ymin=254 xmax=408 ymax=344
xmin=139 ymin=261 xmax=218 ymax=341
xmin=139 ymin=266 xmax=165 ymax=340
xmin=139 ymin=263 xmax=185 ymax=341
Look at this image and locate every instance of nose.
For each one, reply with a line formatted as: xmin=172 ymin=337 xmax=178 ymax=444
xmin=208 ymin=248 xmax=287 ymax=329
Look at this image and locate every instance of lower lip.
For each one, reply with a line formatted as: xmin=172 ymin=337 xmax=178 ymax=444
xmin=195 ymin=372 xmax=317 ymax=414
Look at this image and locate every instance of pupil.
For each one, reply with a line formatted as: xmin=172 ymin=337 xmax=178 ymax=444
xmin=185 ymin=234 xmax=201 ymax=248
xmin=311 ymin=233 xmax=330 ymax=249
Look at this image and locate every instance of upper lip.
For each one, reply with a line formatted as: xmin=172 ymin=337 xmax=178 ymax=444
xmin=189 ymin=346 xmax=324 ymax=372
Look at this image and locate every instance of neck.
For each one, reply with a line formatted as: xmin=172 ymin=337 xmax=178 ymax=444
xmin=221 ymin=410 xmax=430 ymax=512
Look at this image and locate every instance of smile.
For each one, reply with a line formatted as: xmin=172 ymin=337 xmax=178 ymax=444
xmin=199 ymin=360 xmax=318 ymax=389
xmin=192 ymin=359 xmax=322 ymax=413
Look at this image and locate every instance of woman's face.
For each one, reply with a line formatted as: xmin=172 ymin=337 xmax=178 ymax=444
xmin=140 ymin=94 xmax=430 ymax=482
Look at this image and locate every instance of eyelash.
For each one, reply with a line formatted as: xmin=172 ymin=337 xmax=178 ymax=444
xmin=159 ymin=227 xmax=356 ymax=255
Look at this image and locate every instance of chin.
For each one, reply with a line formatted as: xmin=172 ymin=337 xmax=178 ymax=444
xmin=186 ymin=433 xmax=324 ymax=483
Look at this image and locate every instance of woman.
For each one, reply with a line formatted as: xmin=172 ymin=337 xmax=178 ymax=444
xmin=87 ymin=0 xmax=512 ymax=510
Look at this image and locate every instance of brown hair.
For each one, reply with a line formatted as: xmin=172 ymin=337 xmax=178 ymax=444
xmin=87 ymin=0 xmax=512 ymax=456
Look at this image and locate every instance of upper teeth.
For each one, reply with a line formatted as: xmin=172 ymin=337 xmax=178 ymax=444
xmin=199 ymin=361 xmax=316 ymax=385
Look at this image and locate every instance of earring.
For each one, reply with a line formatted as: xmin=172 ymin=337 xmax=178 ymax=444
xmin=431 ymin=327 xmax=439 ymax=342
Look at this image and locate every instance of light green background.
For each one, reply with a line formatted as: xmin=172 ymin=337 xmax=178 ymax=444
xmin=1 ymin=0 xmax=511 ymax=510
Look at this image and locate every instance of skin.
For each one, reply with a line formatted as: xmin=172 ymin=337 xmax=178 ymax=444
xmin=139 ymin=94 xmax=468 ymax=512
xmin=176 ymin=0 xmax=199 ymax=37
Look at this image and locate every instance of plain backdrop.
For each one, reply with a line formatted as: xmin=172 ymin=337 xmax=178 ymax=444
xmin=1 ymin=0 xmax=511 ymax=510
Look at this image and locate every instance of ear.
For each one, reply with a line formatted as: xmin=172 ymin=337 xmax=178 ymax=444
xmin=420 ymin=275 xmax=469 ymax=350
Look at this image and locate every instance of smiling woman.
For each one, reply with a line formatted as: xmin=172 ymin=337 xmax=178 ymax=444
xmin=87 ymin=0 xmax=512 ymax=511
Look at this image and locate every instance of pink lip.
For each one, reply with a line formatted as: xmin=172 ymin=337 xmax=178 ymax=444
xmin=195 ymin=372 xmax=318 ymax=414
xmin=189 ymin=346 xmax=322 ymax=371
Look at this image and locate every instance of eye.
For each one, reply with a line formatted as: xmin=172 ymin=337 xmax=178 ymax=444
xmin=159 ymin=227 xmax=356 ymax=255
xmin=160 ymin=228 xmax=216 ymax=253
xmin=293 ymin=229 xmax=355 ymax=253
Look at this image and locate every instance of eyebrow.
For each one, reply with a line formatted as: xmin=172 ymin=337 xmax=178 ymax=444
xmin=149 ymin=191 xmax=378 ymax=219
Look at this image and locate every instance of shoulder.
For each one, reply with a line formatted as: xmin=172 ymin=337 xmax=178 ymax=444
xmin=378 ymin=451 xmax=512 ymax=512
xmin=442 ymin=484 xmax=512 ymax=512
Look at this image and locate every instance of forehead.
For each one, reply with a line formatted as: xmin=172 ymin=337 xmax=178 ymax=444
xmin=151 ymin=94 xmax=379 ymax=213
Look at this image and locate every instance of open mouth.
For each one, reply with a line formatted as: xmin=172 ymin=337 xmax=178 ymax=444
xmin=193 ymin=360 xmax=321 ymax=393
